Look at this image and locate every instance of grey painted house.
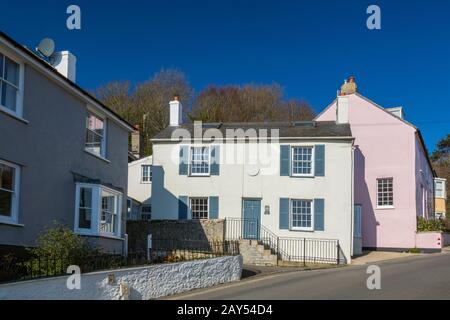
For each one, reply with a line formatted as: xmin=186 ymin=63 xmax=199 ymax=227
xmin=0 ymin=32 xmax=134 ymax=253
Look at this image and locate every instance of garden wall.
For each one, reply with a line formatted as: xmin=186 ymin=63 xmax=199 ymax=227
xmin=415 ymin=232 xmax=444 ymax=252
xmin=443 ymin=233 xmax=450 ymax=246
xmin=127 ymin=219 xmax=225 ymax=252
xmin=0 ymin=255 xmax=242 ymax=300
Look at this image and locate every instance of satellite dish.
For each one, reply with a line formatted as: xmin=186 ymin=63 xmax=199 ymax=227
xmin=37 ymin=38 xmax=55 ymax=57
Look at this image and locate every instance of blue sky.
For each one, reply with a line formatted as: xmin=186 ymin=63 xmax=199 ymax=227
xmin=1 ymin=0 xmax=449 ymax=151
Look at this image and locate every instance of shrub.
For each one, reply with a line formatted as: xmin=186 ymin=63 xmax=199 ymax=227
xmin=417 ymin=216 xmax=445 ymax=232
xmin=444 ymin=218 xmax=450 ymax=232
xmin=28 ymin=221 xmax=100 ymax=259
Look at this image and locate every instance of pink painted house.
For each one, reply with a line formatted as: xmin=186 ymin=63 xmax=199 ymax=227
xmin=316 ymin=83 xmax=437 ymax=252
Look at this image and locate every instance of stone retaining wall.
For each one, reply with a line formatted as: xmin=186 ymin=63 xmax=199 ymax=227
xmin=127 ymin=219 xmax=225 ymax=252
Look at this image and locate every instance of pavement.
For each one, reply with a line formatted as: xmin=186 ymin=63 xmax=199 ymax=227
xmin=164 ymin=251 xmax=450 ymax=300
xmin=351 ymin=250 xmax=419 ymax=265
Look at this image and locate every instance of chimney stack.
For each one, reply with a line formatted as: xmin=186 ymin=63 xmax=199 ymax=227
xmin=131 ymin=125 xmax=143 ymax=159
xmin=336 ymin=95 xmax=349 ymax=124
xmin=169 ymin=95 xmax=182 ymax=126
xmin=52 ymin=51 xmax=77 ymax=82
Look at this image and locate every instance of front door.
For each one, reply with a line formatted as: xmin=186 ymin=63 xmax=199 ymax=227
xmin=242 ymin=199 xmax=261 ymax=239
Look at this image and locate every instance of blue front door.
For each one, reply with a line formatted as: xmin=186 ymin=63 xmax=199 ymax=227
xmin=242 ymin=199 xmax=261 ymax=239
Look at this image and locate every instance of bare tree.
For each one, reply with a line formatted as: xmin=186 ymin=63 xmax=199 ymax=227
xmin=189 ymin=84 xmax=315 ymax=122
xmin=95 ymin=69 xmax=193 ymax=155
xmin=96 ymin=73 xmax=315 ymax=156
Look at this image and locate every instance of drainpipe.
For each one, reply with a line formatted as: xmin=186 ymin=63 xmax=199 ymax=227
xmin=350 ymin=144 xmax=355 ymax=261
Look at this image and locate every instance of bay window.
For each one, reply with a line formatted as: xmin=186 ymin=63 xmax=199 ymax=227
xmin=75 ymin=184 xmax=122 ymax=237
xmin=0 ymin=160 xmax=20 ymax=224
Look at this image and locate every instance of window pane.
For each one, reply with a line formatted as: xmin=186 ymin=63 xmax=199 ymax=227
xmin=0 ymin=163 xmax=14 ymax=191
xmin=377 ymin=178 xmax=393 ymax=206
xmin=291 ymin=200 xmax=312 ymax=229
xmin=190 ymin=197 xmax=208 ymax=219
xmin=78 ymin=188 xmax=92 ymax=229
xmin=78 ymin=208 xmax=92 ymax=229
xmin=4 ymin=57 xmax=19 ymax=86
xmin=292 ymin=147 xmax=313 ymax=175
xmin=0 ymin=54 xmax=3 ymax=77
xmin=1 ymin=81 xmax=17 ymax=111
xmin=191 ymin=147 xmax=210 ymax=175
xmin=142 ymin=165 xmax=152 ymax=182
xmin=0 ymin=189 xmax=12 ymax=217
xmin=101 ymin=191 xmax=116 ymax=234
xmin=85 ymin=130 xmax=103 ymax=155
xmin=87 ymin=114 xmax=104 ymax=134
xmin=79 ymin=187 xmax=92 ymax=208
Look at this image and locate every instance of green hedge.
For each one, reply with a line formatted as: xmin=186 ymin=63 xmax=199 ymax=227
xmin=417 ymin=216 xmax=445 ymax=232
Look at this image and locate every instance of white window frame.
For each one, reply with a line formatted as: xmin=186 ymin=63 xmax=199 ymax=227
xmin=141 ymin=165 xmax=152 ymax=183
xmin=189 ymin=197 xmax=209 ymax=220
xmin=141 ymin=204 xmax=152 ymax=220
xmin=0 ymin=159 xmax=21 ymax=225
xmin=74 ymin=183 xmax=122 ymax=238
xmin=189 ymin=146 xmax=211 ymax=176
xmin=290 ymin=199 xmax=314 ymax=231
xmin=291 ymin=146 xmax=314 ymax=177
xmin=435 ymin=180 xmax=445 ymax=199
xmin=376 ymin=178 xmax=394 ymax=208
xmin=0 ymin=50 xmax=25 ymax=119
xmin=85 ymin=111 xmax=107 ymax=159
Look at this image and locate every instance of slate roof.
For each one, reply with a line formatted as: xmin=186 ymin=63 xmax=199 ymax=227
xmin=152 ymin=121 xmax=352 ymax=141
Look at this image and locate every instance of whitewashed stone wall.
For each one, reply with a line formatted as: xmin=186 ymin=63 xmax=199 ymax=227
xmin=0 ymin=255 xmax=243 ymax=300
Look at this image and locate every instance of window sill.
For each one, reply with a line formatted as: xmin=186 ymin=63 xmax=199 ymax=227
xmin=376 ymin=206 xmax=395 ymax=210
xmin=290 ymin=228 xmax=314 ymax=232
xmin=290 ymin=175 xmax=315 ymax=178
xmin=0 ymin=221 xmax=25 ymax=227
xmin=84 ymin=150 xmax=111 ymax=163
xmin=0 ymin=107 xmax=29 ymax=124
xmin=140 ymin=181 xmax=152 ymax=184
xmin=188 ymin=174 xmax=211 ymax=177
xmin=75 ymin=230 xmax=124 ymax=241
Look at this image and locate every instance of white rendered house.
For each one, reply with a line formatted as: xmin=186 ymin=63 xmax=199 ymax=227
xmin=127 ymin=156 xmax=152 ymax=220
xmin=151 ymin=98 xmax=357 ymax=263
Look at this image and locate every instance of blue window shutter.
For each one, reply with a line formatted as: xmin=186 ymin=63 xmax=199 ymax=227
xmin=314 ymin=198 xmax=325 ymax=231
xmin=210 ymin=146 xmax=220 ymax=176
xmin=279 ymin=198 xmax=290 ymax=230
xmin=280 ymin=145 xmax=290 ymax=176
xmin=209 ymin=196 xmax=219 ymax=219
xmin=179 ymin=146 xmax=188 ymax=175
xmin=178 ymin=196 xmax=188 ymax=220
xmin=315 ymin=145 xmax=325 ymax=177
